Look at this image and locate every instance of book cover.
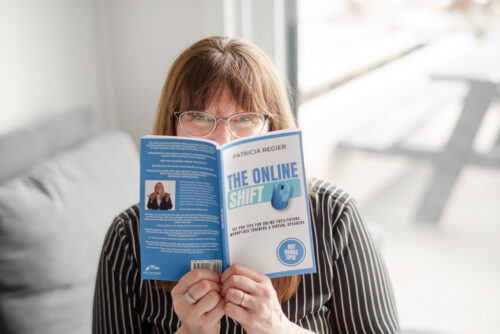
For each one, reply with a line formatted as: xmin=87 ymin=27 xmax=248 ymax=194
xmin=140 ymin=129 xmax=316 ymax=281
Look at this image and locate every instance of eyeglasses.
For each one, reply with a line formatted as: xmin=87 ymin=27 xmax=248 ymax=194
xmin=174 ymin=111 xmax=270 ymax=138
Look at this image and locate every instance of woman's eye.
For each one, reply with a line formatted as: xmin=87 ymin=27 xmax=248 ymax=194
xmin=234 ymin=115 xmax=252 ymax=122
xmin=190 ymin=113 xmax=210 ymax=121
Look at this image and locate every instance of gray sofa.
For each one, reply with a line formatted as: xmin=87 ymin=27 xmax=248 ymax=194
xmin=0 ymin=109 xmax=139 ymax=333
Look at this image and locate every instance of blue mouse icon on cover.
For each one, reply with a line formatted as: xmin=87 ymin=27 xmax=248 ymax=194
xmin=271 ymin=182 xmax=291 ymax=210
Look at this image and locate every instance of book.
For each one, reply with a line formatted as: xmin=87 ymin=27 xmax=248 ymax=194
xmin=139 ymin=129 xmax=316 ymax=281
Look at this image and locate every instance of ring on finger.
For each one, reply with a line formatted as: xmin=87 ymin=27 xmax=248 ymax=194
xmin=185 ymin=291 xmax=197 ymax=304
xmin=239 ymin=291 xmax=246 ymax=307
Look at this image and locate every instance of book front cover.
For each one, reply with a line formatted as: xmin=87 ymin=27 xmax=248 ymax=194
xmin=220 ymin=130 xmax=316 ymax=278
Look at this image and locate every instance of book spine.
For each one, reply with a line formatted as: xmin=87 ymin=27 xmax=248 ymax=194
xmin=217 ymin=148 xmax=231 ymax=270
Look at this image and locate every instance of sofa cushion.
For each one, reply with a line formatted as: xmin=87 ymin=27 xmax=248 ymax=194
xmin=0 ymin=108 xmax=103 ymax=185
xmin=0 ymin=130 xmax=139 ymax=334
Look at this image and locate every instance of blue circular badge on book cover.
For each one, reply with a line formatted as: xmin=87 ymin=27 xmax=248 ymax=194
xmin=276 ymin=238 xmax=306 ymax=266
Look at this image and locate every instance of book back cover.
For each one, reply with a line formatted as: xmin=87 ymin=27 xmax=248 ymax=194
xmin=139 ymin=136 xmax=223 ymax=281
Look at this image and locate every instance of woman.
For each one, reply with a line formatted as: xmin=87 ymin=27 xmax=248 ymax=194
xmin=93 ymin=36 xmax=399 ymax=333
xmin=147 ymin=182 xmax=173 ymax=210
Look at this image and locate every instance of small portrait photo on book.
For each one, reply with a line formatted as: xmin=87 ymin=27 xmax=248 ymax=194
xmin=145 ymin=180 xmax=175 ymax=211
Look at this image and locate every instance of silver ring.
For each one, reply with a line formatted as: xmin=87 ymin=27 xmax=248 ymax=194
xmin=185 ymin=291 xmax=197 ymax=304
xmin=239 ymin=291 xmax=246 ymax=306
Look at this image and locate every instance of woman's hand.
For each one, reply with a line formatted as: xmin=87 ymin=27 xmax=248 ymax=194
xmin=171 ymin=269 xmax=225 ymax=334
xmin=221 ymin=264 xmax=296 ymax=334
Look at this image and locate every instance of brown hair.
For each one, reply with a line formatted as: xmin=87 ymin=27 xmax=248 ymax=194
xmin=153 ymin=36 xmax=300 ymax=301
xmin=153 ymin=36 xmax=296 ymax=136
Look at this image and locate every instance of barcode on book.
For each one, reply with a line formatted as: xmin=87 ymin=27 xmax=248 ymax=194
xmin=191 ymin=260 xmax=222 ymax=275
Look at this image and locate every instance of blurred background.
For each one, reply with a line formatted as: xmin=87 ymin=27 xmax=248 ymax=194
xmin=1 ymin=0 xmax=499 ymax=333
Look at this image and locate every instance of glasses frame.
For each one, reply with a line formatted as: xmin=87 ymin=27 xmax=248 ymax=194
xmin=173 ymin=111 xmax=270 ymax=138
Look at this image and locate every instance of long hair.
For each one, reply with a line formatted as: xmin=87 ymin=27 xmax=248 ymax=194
xmin=153 ymin=36 xmax=300 ymax=301
xmin=154 ymin=182 xmax=164 ymax=194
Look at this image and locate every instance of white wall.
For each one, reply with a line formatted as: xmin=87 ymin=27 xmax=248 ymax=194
xmin=99 ymin=0 xmax=227 ymax=143
xmin=0 ymin=0 xmax=102 ymax=134
xmin=1 ymin=0 xmax=289 ymax=144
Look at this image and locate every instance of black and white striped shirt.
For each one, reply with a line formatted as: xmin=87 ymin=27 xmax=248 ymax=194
xmin=93 ymin=179 xmax=399 ymax=333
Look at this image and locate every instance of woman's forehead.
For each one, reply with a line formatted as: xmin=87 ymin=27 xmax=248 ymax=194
xmin=204 ymin=86 xmax=244 ymax=114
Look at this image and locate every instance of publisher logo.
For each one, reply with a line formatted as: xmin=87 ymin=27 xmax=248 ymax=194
xmin=144 ymin=264 xmax=161 ymax=275
xmin=276 ymin=238 xmax=305 ymax=266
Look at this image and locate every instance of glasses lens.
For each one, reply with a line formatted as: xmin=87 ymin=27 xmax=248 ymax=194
xmin=229 ymin=113 xmax=267 ymax=137
xmin=179 ymin=112 xmax=215 ymax=137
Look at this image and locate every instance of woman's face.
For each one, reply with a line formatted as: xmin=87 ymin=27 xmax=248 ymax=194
xmin=155 ymin=183 xmax=164 ymax=194
xmin=175 ymin=86 xmax=269 ymax=146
